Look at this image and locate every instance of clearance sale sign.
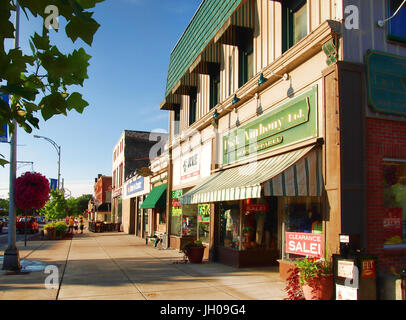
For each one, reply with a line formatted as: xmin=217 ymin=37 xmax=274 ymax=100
xmin=285 ymin=232 xmax=324 ymax=258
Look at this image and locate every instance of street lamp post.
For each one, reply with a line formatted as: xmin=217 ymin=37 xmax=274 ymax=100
xmin=33 ymin=135 xmax=61 ymax=190
xmin=3 ymin=3 xmax=21 ymax=271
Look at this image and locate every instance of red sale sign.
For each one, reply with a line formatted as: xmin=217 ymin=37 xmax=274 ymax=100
xmin=285 ymin=232 xmax=324 ymax=258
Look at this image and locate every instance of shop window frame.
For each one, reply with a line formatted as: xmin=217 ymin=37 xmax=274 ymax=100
xmin=282 ymin=0 xmax=308 ymax=53
xmin=188 ymin=87 xmax=197 ymax=126
xmin=238 ymin=32 xmax=254 ymax=88
xmin=382 ymin=159 xmax=406 ymax=249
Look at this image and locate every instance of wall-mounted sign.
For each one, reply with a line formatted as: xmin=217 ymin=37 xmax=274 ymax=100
xmin=112 ymin=187 xmax=122 ymax=198
xmin=126 ymin=177 xmax=144 ymax=196
xmin=361 ymin=259 xmax=376 ymax=279
xmin=285 ymin=232 xmax=323 ymax=258
xmin=222 ymin=86 xmax=318 ymax=165
xmin=181 ymin=149 xmax=200 ymax=181
xmin=365 ymin=50 xmax=406 ymax=116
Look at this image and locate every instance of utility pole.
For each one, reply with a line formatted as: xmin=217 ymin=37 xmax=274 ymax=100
xmin=3 ymin=2 xmax=21 ymax=271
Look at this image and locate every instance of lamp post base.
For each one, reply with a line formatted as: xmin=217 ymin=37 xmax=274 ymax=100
xmin=2 ymin=247 xmax=21 ymax=271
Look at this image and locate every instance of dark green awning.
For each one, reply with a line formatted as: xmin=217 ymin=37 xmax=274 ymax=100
xmin=140 ymin=184 xmax=167 ymax=209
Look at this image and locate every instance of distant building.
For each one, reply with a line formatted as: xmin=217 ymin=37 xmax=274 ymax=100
xmin=111 ymin=130 xmax=168 ymax=225
xmin=93 ymin=174 xmax=112 ymax=222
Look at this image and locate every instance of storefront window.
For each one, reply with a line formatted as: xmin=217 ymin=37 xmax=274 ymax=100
xmin=182 ymin=205 xmax=198 ymax=237
xmin=283 ymin=197 xmax=323 ymax=260
xmin=220 ymin=201 xmax=241 ymax=250
xmin=383 ymin=162 xmax=406 ymax=247
xmin=198 ymin=204 xmax=210 ymax=243
xmin=170 ymin=190 xmax=182 ymax=236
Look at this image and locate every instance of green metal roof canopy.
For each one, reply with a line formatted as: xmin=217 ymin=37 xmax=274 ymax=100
xmin=165 ymin=0 xmax=244 ymax=97
xmin=140 ymin=184 xmax=167 ymax=209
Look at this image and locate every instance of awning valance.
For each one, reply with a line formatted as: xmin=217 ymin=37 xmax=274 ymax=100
xmin=180 ymin=146 xmax=322 ymax=205
xmin=140 ymin=183 xmax=167 ymax=209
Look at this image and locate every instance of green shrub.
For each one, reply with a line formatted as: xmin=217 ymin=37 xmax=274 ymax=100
xmin=54 ymin=221 xmax=67 ymax=237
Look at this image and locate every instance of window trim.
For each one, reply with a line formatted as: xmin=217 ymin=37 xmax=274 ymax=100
xmin=282 ymin=0 xmax=308 ymax=53
xmin=188 ymin=88 xmax=197 ymax=126
xmin=238 ymin=34 xmax=254 ymax=88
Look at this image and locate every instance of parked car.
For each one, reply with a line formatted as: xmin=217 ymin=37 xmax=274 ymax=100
xmin=16 ymin=217 xmax=39 ymax=234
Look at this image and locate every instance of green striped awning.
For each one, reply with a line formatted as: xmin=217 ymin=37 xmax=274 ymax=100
xmin=180 ymin=146 xmax=322 ymax=205
xmin=140 ymin=184 xmax=167 ymax=209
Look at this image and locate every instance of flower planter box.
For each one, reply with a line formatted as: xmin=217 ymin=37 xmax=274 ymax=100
xmin=301 ymin=274 xmax=333 ymax=300
xmin=44 ymin=229 xmax=56 ymax=240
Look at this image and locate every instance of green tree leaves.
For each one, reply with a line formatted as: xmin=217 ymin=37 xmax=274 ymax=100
xmin=0 ymin=0 xmax=104 ymax=166
xmin=41 ymin=189 xmax=68 ymax=221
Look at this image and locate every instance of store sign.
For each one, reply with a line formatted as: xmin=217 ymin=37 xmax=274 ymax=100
xmin=337 ymin=260 xmax=355 ymax=279
xmin=383 ymin=208 xmax=403 ymax=245
xmin=222 ymin=86 xmax=318 ymax=165
xmin=361 ymin=260 xmax=376 ymax=279
xmin=336 ymin=284 xmax=358 ymax=300
xmin=365 ymin=50 xmax=406 ymax=116
xmin=245 ymin=203 xmax=269 ymax=212
xmin=198 ymin=204 xmax=210 ymax=222
xmin=285 ymin=232 xmax=323 ymax=258
xmin=181 ymin=150 xmax=200 ymax=181
xmin=126 ymin=177 xmax=144 ymax=196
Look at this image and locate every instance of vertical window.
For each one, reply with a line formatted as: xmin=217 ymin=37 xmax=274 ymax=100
xmin=210 ymin=70 xmax=220 ymax=109
xmin=174 ymin=109 xmax=180 ymax=136
xmin=189 ymin=88 xmax=197 ymax=126
xmin=283 ymin=0 xmax=308 ymax=52
xmin=238 ymin=33 xmax=253 ymax=88
xmin=388 ymin=0 xmax=406 ymax=42
xmin=383 ymin=161 xmax=406 ymax=247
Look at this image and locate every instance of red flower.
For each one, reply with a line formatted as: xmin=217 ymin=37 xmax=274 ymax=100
xmin=14 ymin=172 xmax=51 ymax=210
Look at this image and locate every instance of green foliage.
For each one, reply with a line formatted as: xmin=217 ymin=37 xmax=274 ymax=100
xmin=295 ymin=257 xmax=332 ymax=286
xmin=0 ymin=0 xmax=104 ymax=165
xmin=0 ymin=198 xmax=9 ymax=215
xmin=54 ymin=220 xmax=67 ymax=237
xmin=181 ymin=239 xmax=204 ymax=253
xmin=66 ymin=194 xmax=91 ymax=216
xmin=41 ymin=189 xmax=67 ymax=221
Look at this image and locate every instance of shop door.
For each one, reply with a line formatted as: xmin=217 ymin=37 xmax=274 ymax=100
xmin=136 ymin=197 xmax=142 ymax=236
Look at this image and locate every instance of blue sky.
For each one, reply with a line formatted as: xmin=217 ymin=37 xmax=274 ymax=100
xmin=0 ymin=0 xmax=202 ymax=198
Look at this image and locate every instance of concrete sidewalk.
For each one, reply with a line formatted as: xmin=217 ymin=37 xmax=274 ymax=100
xmin=0 ymin=230 xmax=287 ymax=300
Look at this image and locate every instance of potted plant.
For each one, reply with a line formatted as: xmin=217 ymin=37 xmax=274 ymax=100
xmin=295 ymin=257 xmax=333 ymax=300
xmin=181 ymin=240 xmax=205 ymax=263
xmin=44 ymin=224 xmax=56 ymax=240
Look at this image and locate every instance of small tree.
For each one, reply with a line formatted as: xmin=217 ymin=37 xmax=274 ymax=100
xmin=41 ymin=189 xmax=67 ymax=221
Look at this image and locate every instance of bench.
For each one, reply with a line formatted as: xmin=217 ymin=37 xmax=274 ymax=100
xmin=145 ymin=232 xmax=165 ymax=248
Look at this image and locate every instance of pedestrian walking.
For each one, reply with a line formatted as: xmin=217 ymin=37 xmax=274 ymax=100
xmin=68 ymin=216 xmax=74 ymax=233
xmin=74 ymin=217 xmax=79 ymax=233
xmin=79 ymin=216 xmax=84 ymax=234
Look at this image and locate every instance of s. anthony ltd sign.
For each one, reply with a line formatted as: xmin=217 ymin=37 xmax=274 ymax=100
xmin=222 ymin=86 xmax=318 ymax=165
xmin=181 ymin=149 xmax=200 ymax=181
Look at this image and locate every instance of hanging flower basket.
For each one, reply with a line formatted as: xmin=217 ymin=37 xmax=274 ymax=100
xmin=14 ymin=172 xmax=50 ymax=211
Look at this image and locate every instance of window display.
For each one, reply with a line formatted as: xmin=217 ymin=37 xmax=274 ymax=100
xmin=220 ymin=202 xmax=241 ymax=250
xmin=383 ymin=162 xmax=406 ymax=246
xmin=181 ymin=204 xmax=198 ymax=237
xmin=283 ymin=197 xmax=323 ymax=260
xmin=198 ymin=204 xmax=210 ymax=243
